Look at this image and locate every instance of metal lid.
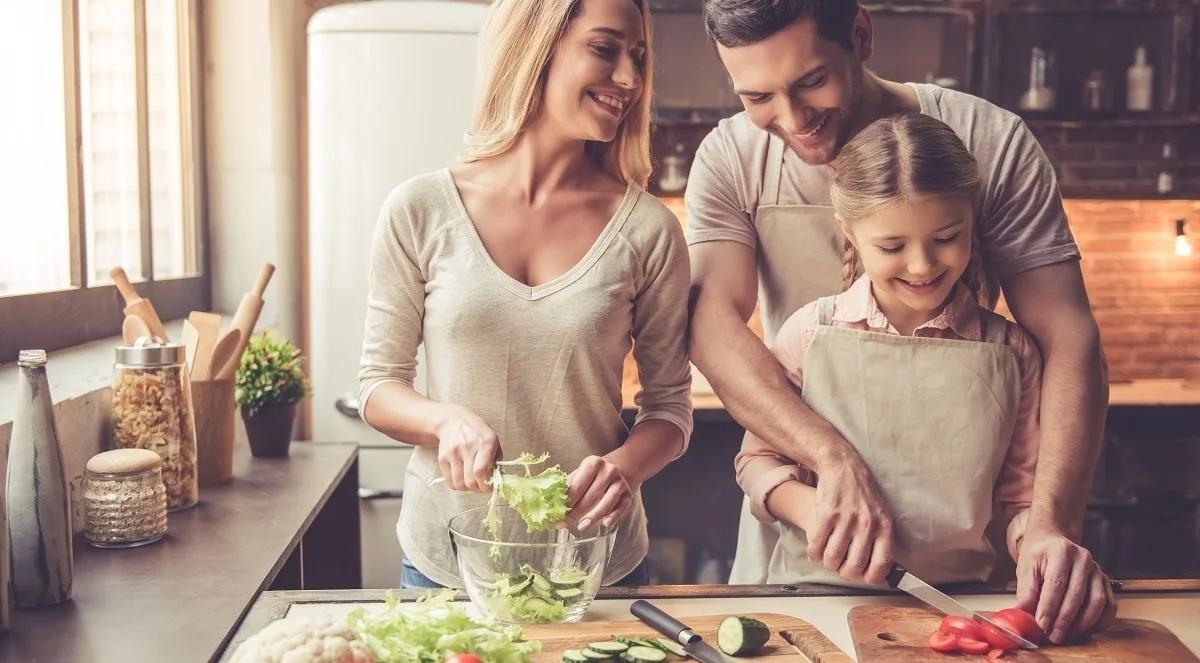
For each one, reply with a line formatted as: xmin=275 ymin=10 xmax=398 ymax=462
xmin=87 ymin=448 xmax=163 ymax=475
xmin=115 ymin=336 xmax=184 ymax=366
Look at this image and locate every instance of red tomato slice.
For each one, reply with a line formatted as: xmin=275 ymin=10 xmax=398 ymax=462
xmin=938 ymin=615 xmax=985 ymax=641
xmin=928 ymin=630 xmax=960 ymax=653
xmin=445 ymin=655 xmax=485 ymax=663
xmin=994 ymin=607 xmax=1046 ymax=644
xmin=958 ymin=637 xmax=991 ymax=655
xmin=988 ymin=649 xmax=1007 ymax=660
xmin=979 ymin=621 xmax=1019 ymax=651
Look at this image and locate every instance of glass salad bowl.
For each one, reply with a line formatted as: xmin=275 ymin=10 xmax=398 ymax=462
xmin=449 ymin=504 xmax=615 ymax=624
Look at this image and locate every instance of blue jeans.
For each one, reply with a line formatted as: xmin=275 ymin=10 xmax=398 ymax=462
xmin=401 ymin=558 xmax=651 ymax=589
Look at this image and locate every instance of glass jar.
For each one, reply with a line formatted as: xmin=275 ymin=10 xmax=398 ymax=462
xmin=84 ymin=449 xmax=168 ymax=548
xmin=112 ymin=338 xmax=198 ymax=511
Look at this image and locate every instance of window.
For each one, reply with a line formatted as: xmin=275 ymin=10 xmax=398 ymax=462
xmin=0 ymin=0 xmax=206 ymax=360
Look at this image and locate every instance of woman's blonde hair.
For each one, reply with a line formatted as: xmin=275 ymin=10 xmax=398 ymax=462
xmin=464 ymin=0 xmax=654 ymax=188
xmin=830 ymin=113 xmax=997 ymax=307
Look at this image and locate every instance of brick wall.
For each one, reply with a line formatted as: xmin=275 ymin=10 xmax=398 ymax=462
xmin=1034 ymin=124 xmax=1200 ymax=199
xmin=1065 ymin=199 xmax=1200 ymax=382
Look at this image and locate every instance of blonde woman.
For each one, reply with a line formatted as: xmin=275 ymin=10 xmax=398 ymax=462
xmin=358 ymin=0 xmax=692 ymax=589
xmin=737 ymin=114 xmax=1112 ymax=639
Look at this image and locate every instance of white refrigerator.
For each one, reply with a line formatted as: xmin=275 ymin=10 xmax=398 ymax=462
xmin=307 ymin=0 xmax=489 ymax=588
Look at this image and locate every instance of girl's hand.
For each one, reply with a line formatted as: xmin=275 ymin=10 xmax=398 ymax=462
xmin=434 ymin=406 xmax=499 ymax=492
xmin=566 ymin=455 xmax=636 ymax=530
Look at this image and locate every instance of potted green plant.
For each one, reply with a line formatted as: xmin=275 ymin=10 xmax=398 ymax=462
xmin=234 ymin=332 xmax=311 ymax=457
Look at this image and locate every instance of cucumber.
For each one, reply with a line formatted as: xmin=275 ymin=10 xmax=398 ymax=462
xmin=522 ymin=596 xmax=555 ymax=611
xmin=588 ymin=642 xmax=629 ymax=655
xmin=502 ymin=577 xmax=532 ymax=595
xmin=564 ymin=651 xmax=589 ymax=663
xmin=531 ymin=572 xmax=553 ymax=593
xmin=581 ymin=649 xmax=615 ymax=661
xmin=549 ymin=566 xmax=590 ymax=587
xmin=615 ymin=637 xmax=659 ymax=650
xmin=652 ymin=638 xmax=689 ymax=659
xmin=555 ymin=587 xmax=584 ymax=600
xmin=715 ymin=616 xmax=770 ymax=656
xmin=622 ymin=646 xmax=667 ymax=663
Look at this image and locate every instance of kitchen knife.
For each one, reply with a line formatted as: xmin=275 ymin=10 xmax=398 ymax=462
xmin=886 ymin=563 xmax=1039 ymax=650
xmin=630 ymin=600 xmax=733 ymax=663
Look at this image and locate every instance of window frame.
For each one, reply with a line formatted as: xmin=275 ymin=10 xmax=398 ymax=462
xmin=0 ymin=0 xmax=208 ymax=360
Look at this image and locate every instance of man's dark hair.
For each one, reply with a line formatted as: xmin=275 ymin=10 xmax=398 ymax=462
xmin=703 ymin=0 xmax=860 ymax=50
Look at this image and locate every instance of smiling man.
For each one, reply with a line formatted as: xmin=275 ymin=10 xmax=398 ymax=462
xmin=685 ymin=0 xmax=1116 ymax=645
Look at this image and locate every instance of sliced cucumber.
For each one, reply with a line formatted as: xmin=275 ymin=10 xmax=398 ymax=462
xmin=581 ymin=648 xmax=615 ymax=661
xmin=522 ymin=596 xmax=555 ymax=611
xmin=715 ymin=616 xmax=770 ymax=656
xmin=622 ymin=646 xmax=667 ymax=663
xmin=549 ymin=566 xmax=590 ymax=587
xmin=564 ymin=651 xmax=589 ymax=663
xmin=530 ymin=572 xmax=553 ymax=593
xmin=588 ymin=642 xmax=629 ymax=655
xmin=652 ymin=638 xmax=689 ymax=659
xmin=502 ymin=577 xmax=532 ymax=595
xmin=616 ymin=637 xmax=660 ymax=649
xmin=555 ymin=587 xmax=585 ymax=601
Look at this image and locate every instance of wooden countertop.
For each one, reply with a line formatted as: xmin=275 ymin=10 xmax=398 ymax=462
xmin=624 ymin=378 xmax=1200 ymax=416
xmin=0 ymin=442 xmax=358 ymax=663
xmin=223 ymin=580 xmax=1200 ymax=661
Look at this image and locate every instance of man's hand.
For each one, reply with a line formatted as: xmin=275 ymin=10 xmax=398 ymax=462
xmin=807 ymin=454 xmax=896 ymax=585
xmin=1014 ymin=531 xmax=1117 ymax=644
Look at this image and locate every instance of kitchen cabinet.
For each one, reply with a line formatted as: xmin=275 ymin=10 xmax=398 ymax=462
xmin=986 ymin=0 xmax=1197 ymax=123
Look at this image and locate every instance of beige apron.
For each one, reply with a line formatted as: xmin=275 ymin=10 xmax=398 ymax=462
xmin=766 ymin=296 xmax=1021 ymax=585
xmin=729 ymin=134 xmax=845 ymax=584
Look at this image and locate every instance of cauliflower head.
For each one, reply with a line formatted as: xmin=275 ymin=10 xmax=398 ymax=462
xmin=231 ymin=615 xmax=376 ymax=663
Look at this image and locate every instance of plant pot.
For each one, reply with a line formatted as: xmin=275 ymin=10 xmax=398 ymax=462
xmin=241 ymin=402 xmax=296 ymax=458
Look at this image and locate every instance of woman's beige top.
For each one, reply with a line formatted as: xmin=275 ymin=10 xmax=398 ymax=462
xmin=358 ymin=170 xmax=693 ymax=587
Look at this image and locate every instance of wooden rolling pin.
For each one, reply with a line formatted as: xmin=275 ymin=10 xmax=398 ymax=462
xmin=111 ymin=267 xmax=169 ymax=341
xmin=215 ymin=263 xmax=275 ymax=379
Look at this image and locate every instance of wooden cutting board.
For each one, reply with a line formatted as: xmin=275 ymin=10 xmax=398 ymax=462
xmin=849 ymin=605 xmax=1198 ymax=662
xmin=523 ymin=613 xmax=850 ymax=663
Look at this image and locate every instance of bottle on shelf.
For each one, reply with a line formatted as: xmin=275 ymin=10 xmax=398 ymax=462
xmin=1126 ymin=46 xmax=1154 ymax=112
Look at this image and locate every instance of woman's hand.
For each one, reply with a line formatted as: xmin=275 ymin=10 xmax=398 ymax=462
xmin=566 ymin=455 xmax=636 ymax=530
xmin=434 ymin=406 xmax=500 ymax=492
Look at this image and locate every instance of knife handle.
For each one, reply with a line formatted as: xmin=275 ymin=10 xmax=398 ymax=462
xmin=631 ymin=600 xmax=699 ymax=645
xmin=885 ymin=563 xmax=907 ymax=589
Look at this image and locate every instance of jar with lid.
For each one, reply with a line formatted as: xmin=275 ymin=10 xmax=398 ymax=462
xmin=111 ymin=337 xmax=198 ymax=511
xmin=84 ymin=449 xmax=168 ymax=547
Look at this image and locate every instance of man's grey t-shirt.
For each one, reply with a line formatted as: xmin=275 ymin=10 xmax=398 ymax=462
xmin=684 ymin=83 xmax=1080 ymax=281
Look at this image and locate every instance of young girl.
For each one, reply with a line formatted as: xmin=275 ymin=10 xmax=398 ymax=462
xmin=736 ymin=113 xmax=1042 ymax=586
xmin=358 ymin=0 xmax=692 ymax=589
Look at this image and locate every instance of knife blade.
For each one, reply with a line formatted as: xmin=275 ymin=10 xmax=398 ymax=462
xmin=630 ymin=600 xmax=734 ymax=663
xmin=886 ymin=563 xmax=1039 ymax=650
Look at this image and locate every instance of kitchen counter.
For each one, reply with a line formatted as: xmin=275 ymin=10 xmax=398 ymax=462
xmin=0 ymin=441 xmax=360 ymax=663
xmin=221 ymin=580 xmax=1200 ymax=661
xmin=628 ymin=378 xmax=1200 ymax=423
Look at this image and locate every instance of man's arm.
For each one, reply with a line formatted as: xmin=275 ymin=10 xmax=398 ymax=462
xmin=1001 ymin=260 xmax=1116 ymax=642
xmin=689 ymin=241 xmax=895 ymax=584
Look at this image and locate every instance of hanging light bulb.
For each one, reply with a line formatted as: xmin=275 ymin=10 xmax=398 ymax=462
xmin=1176 ymin=219 xmax=1193 ymax=257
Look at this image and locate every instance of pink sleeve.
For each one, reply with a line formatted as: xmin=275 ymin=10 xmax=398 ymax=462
xmin=734 ymin=433 xmax=805 ymax=523
xmin=732 ymin=303 xmax=822 ymax=523
xmin=996 ymin=322 xmax=1043 ymax=556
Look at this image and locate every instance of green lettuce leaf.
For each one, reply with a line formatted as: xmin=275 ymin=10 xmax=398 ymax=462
xmin=347 ymin=589 xmax=540 ymax=663
xmin=486 ymin=453 xmax=570 ymax=535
